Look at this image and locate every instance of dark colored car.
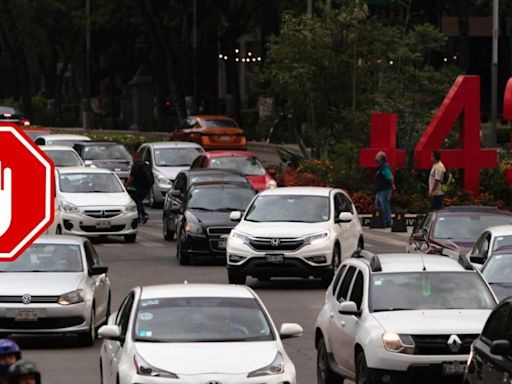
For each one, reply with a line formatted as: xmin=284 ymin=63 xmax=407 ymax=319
xmin=73 ymin=141 xmax=132 ymax=182
xmin=171 ymin=182 xmax=256 ymax=265
xmin=408 ymin=206 xmax=512 ymax=255
xmin=477 ymin=249 xmax=512 ymax=302
xmin=465 ymin=298 xmax=512 ymax=384
xmin=0 ymin=106 xmax=31 ymax=126
xmin=162 ymin=168 xmax=251 ymax=240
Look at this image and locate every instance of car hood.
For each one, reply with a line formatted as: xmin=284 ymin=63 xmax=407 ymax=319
xmin=154 ymin=166 xmax=188 ymax=181
xmin=246 ymin=175 xmax=267 ymax=191
xmin=136 ymin=341 xmax=278 ymax=375
xmin=0 ymin=273 xmax=83 ymax=296
xmin=372 ymin=309 xmax=491 ymax=334
xmin=237 ymin=221 xmax=329 ymax=238
xmin=187 ymin=210 xmax=237 ymax=228
xmin=89 ymin=160 xmax=131 ymax=171
xmin=60 ymin=192 xmax=131 ymax=207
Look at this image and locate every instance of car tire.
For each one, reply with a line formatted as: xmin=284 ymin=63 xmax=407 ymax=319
xmin=356 ymin=350 xmax=374 ymax=384
xmin=228 ymin=270 xmax=246 ymax=285
xmin=78 ymin=308 xmax=96 ymax=347
xmin=322 ymin=244 xmax=341 ymax=287
xmin=177 ymin=231 xmax=191 ymax=265
xmin=317 ymin=337 xmax=344 ymax=384
xmin=124 ymin=234 xmax=137 ymax=243
xmin=163 ymin=217 xmax=175 ymax=241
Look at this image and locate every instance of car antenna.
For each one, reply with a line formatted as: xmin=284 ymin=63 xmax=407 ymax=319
xmin=420 ymin=252 xmax=427 ymax=271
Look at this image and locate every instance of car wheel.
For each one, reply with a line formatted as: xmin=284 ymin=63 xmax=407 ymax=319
xmin=317 ymin=337 xmax=344 ymax=384
xmin=163 ymin=217 xmax=175 ymax=241
xmin=322 ymin=244 xmax=341 ymax=287
xmin=228 ymin=270 xmax=246 ymax=285
xmin=177 ymin=231 xmax=191 ymax=265
xmin=124 ymin=234 xmax=137 ymax=243
xmin=356 ymin=351 xmax=374 ymax=384
xmin=78 ymin=308 xmax=96 ymax=347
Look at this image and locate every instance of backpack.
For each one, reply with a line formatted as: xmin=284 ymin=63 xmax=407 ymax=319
xmin=441 ymin=170 xmax=452 ymax=193
xmin=141 ymin=163 xmax=154 ymax=188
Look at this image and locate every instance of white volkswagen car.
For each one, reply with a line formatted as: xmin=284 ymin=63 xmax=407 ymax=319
xmin=227 ymin=187 xmax=364 ymax=285
xmin=98 ymin=284 xmax=302 ymax=384
xmin=40 ymin=145 xmax=84 ymax=167
xmin=0 ymin=236 xmax=110 ymax=346
xmin=54 ymin=167 xmax=138 ymax=242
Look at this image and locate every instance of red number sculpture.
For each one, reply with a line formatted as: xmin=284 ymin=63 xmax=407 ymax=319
xmin=359 ymin=113 xmax=406 ymax=171
xmin=414 ymin=75 xmax=497 ymax=193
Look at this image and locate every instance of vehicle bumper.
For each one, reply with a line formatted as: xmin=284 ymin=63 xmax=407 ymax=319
xmin=183 ymin=232 xmax=228 ymax=256
xmin=60 ymin=211 xmax=138 ymax=237
xmin=0 ymin=302 xmax=91 ymax=334
xmin=200 ymin=136 xmax=247 ymax=150
xmin=127 ymin=372 xmax=295 ymax=384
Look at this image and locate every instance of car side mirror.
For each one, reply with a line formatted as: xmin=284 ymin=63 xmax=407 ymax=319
xmin=490 ymin=339 xmax=511 ymax=356
xmin=469 ymin=255 xmax=486 ymax=264
xmin=90 ymin=265 xmax=108 ymax=276
xmin=84 ymin=160 xmax=93 ymax=167
xmin=170 ymin=190 xmax=181 ymax=198
xmin=336 ymin=212 xmax=353 ymax=224
xmin=98 ymin=325 xmax=123 ymax=341
xmin=279 ymin=323 xmax=303 ymax=339
xmin=230 ymin=211 xmax=242 ymax=222
xmin=338 ymin=301 xmax=361 ymax=316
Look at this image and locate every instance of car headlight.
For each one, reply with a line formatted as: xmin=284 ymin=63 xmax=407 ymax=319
xmin=185 ymin=222 xmax=203 ymax=234
xmin=58 ymin=289 xmax=86 ymax=305
xmin=247 ymin=352 xmax=284 ymax=377
xmin=60 ymin=202 xmax=79 ymax=213
xmin=231 ymin=230 xmax=251 ymax=244
xmin=133 ymin=354 xmax=178 ymax=379
xmin=382 ymin=332 xmax=415 ymax=354
xmin=156 ymin=173 xmax=172 ymax=186
xmin=304 ymin=231 xmax=330 ymax=244
xmin=125 ymin=201 xmax=137 ymax=212
xmin=266 ymin=179 xmax=277 ymax=189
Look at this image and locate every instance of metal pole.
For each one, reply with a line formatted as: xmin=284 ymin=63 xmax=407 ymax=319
xmin=84 ymin=0 xmax=91 ymax=129
xmin=192 ymin=0 xmax=197 ymax=114
xmin=307 ymin=0 xmax=313 ymax=16
xmin=491 ymin=0 xmax=499 ymax=146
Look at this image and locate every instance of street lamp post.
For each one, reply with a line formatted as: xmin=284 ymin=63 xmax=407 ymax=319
xmin=192 ymin=0 xmax=197 ymax=114
xmin=83 ymin=0 xmax=91 ymax=129
xmin=491 ymin=0 xmax=499 ymax=146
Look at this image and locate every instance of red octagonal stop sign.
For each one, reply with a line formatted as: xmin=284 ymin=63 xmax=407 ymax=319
xmin=0 ymin=124 xmax=54 ymax=261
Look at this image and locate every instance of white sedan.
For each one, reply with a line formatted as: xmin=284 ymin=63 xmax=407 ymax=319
xmin=54 ymin=167 xmax=138 ymax=242
xmin=98 ymin=284 xmax=302 ymax=384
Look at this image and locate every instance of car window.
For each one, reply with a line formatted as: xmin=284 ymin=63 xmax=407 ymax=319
xmin=433 ymin=214 xmax=512 ymax=240
xmin=85 ymin=241 xmax=101 ymax=266
xmin=116 ymin=292 xmax=135 ymax=338
xmin=336 ymin=266 xmax=356 ymax=302
xmin=332 ymin=265 xmax=347 ymax=295
xmin=482 ymin=302 xmax=510 ymax=342
xmin=143 ymin=147 xmax=151 ymax=164
xmin=471 ymin=232 xmax=489 ymax=256
xmin=334 ymin=193 xmax=353 ymax=217
xmin=190 ymin=156 xmax=203 ymax=169
xmin=349 ymin=271 xmax=364 ymax=310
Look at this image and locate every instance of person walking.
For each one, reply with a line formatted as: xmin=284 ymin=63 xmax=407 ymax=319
xmin=374 ymin=151 xmax=395 ymax=228
xmin=0 ymin=339 xmax=21 ymax=384
xmin=7 ymin=360 xmax=40 ymax=384
xmin=429 ymin=150 xmax=446 ymax=211
xmin=126 ymin=152 xmax=153 ymax=224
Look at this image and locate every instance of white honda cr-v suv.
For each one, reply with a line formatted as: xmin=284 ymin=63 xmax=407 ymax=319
xmin=315 ymin=251 xmax=498 ymax=384
xmin=226 ymin=187 xmax=364 ymax=285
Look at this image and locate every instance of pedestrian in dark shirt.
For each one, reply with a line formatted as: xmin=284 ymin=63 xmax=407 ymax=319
xmin=374 ymin=151 xmax=396 ymax=228
xmin=126 ymin=152 xmax=152 ymax=224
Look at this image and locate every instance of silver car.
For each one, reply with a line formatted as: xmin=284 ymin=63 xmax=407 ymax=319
xmin=0 ymin=235 xmax=110 ymax=346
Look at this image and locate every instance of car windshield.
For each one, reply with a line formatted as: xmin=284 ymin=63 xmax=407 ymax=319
xmin=134 ymin=297 xmax=273 ymax=342
xmin=82 ymin=144 xmax=130 ymax=160
xmin=370 ymin=272 xmax=496 ymax=312
xmin=209 ymin=156 xmax=266 ymax=176
xmin=202 ymin=119 xmax=238 ymax=128
xmin=154 ymin=147 xmax=203 ymax=167
xmin=187 ymin=186 xmax=255 ymax=211
xmin=433 ymin=214 xmax=512 ymax=240
xmin=45 ymin=150 xmax=83 ymax=167
xmin=0 ymin=244 xmax=83 ymax=272
xmin=189 ymin=173 xmax=247 ymax=186
xmin=245 ymin=195 xmax=330 ymax=223
xmin=0 ymin=106 xmax=16 ymax=115
xmin=493 ymin=235 xmax=512 ymax=251
xmin=482 ymin=254 xmax=512 ymax=284
xmin=46 ymin=139 xmax=84 ymax=147
xmin=59 ymin=173 xmax=124 ymax=193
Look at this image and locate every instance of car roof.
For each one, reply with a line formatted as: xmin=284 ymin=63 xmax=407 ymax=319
xmin=259 ymin=186 xmax=333 ymax=197
xmin=356 ymin=253 xmax=469 ymax=273
xmin=57 ymin=166 xmax=114 ymax=174
xmin=203 ymin=150 xmax=257 ymax=158
xmin=35 ymin=235 xmax=87 ymax=245
xmin=40 ymin=145 xmax=78 ymax=151
xmin=139 ymin=284 xmax=254 ymax=299
xmin=36 ymin=134 xmax=91 ymax=140
xmin=482 ymin=225 xmax=512 ymax=236
xmin=144 ymin=141 xmax=203 ymax=149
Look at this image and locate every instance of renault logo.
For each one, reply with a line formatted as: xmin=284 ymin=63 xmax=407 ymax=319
xmin=21 ymin=294 xmax=32 ymax=305
xmin=271 ymin=238 xmax=280 ymax=246
xmin=447 ymin=334 xmax=462 ymax=353
xmin=207 ymin=381 xmax=222 ymax=384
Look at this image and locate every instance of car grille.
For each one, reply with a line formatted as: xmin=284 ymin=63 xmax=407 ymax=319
xmin=0 ymin=296 xmax=59 ymax=303
xmin=248 ymin=237 xmax=305 ymax=252
xmin=83 ymin=209 xmax=122 ymax=218
xmin=207 ymin=227 xmax=233 ymax=252
xmin=0 ymin=316 xmax=85 ymax=330
xmin=411 ymin=334 xmax=479 ymax=355
xmin=79 ymin=225 xmax=126 ymax=233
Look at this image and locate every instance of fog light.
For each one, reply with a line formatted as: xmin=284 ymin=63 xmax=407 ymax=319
xmin=229 ymin=254 xmax=246 ymax=263
xmin=382 ymin=374 xmax=391 ymax=383
xmin=306 ymin=255 xmax=327 ymax=264
xmin=131 ymin=219 xmax=138 ymax=229
xmin=63 ymin=219 xmax=73 ymax=230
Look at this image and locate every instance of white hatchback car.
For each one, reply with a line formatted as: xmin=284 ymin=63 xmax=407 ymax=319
xmin=315 ymin=251 xmax=497 ymax=384
xmin=467 ymin=225 xmax=512 ymax=265
xmin=40 ymin=145 xmax=84 ymax=167
xmin=0 ymin=235 xmax=110 ymax=346
xmin=34 ymin=134 xmax=91 ymax=147
xmin=54 ymin=167 xmax=138 ymax=242
xmin=227 ymin=187 xmax=364 ymax=285
xmin=98 ymin=284 xmax=302 ymax=384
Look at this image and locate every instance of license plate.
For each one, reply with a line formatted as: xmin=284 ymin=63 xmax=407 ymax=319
xmin=219 ymin=135 xmax=230 ymax=141
xmin=265 ymin=254 xmax=284 ymax=264
xmin=96 ymin=220 xmax=111 ymax=229
xmin=442 ymin=362 xmax=465 ymax=376
xmin=15 ymin=310 xmax=38 ymax=322
xmin=218 ymin=241 xmax=226 ymax=249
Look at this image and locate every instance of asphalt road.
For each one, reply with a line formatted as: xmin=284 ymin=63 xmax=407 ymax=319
xmin=19 ymin=209 xmax=410 ymax=384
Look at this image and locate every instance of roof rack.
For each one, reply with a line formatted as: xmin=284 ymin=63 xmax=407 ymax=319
xmin=442 ymin=205 xmax=498 ymax=212
xmin=351 ymin=249 xmax=382 ymax=272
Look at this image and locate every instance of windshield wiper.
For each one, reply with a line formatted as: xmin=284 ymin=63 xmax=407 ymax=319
xmin=216 ymin=208 xmax=242 ymax=212
xmin=189 ymin=207 xmax=214 ymax=211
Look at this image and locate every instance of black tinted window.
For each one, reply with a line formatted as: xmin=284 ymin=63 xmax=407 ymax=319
xmin=332 ymin=265 xmax=347 ymax=295
xmin=482 ymin=303 xmax=510 ymax=342
xmin=337 ymin=266 xmax=356 ymax=302
xmin=350 ymin=271 xmax=364 ymax=310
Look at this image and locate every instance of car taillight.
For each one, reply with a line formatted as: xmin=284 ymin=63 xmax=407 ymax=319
xmin=19 ymin=118 xmax=30 ymax=126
